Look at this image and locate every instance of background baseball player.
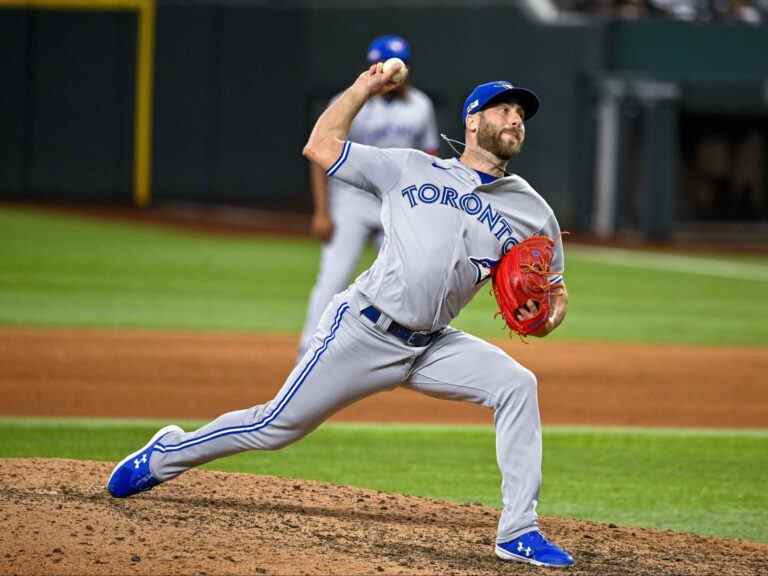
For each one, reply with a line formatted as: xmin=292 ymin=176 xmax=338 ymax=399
xmin=298 ymin=34 xmax=439 ymax=357
xmin=107 ymin=62 xmax=573 ymax=567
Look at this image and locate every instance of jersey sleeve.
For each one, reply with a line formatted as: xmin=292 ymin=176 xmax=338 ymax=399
xmin=326 ymin=141 xmax=408 ymax=196
xmin=539 ymin=213 xmax=566 ymax=286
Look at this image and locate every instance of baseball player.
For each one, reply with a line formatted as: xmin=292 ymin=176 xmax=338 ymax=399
xmin=107 ymin=64 xmax=573 ymax=567
xmin=298 ymin=34 xmax=439 ymax=357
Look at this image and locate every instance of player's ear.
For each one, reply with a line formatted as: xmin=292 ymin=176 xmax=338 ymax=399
xmin=466 ymin=113 xmax=479 ymax=134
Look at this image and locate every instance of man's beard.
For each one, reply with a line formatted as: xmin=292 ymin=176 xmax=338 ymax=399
xmin=476 ymin=117 xmax=524 ymax=161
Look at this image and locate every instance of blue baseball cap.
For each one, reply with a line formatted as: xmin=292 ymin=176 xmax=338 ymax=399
xmin=462 ymin=80 xmax=540 ymax=124
xmin=366 ymin=34 xmax=411 ymax=63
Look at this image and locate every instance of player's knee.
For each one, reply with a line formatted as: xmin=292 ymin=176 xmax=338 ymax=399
xmin=497 ymin=366 xmax=537 ymax=406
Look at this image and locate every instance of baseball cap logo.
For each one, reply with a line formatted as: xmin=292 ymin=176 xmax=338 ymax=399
xmin=367 ymin=48 xmax=381 ymax=61
xmin=467 ymin=99 xmax=480 ymax=113
xmin=387 ymin=39 xmax=405 ymax=52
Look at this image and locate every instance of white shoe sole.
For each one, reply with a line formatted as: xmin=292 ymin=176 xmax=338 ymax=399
xmin=107 ymin=424 xmax=184 ymax=485
xmin=495 ymin=545 xmax=574 ymax=568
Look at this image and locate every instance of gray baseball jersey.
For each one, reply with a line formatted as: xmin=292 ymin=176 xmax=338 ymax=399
xmin=150 ymin=141 xmax=565 ymax=544
xmin=331 ymin=143 xmax=564 ymax=330
xmin=298 ymin=88 xmax=439 ymax=355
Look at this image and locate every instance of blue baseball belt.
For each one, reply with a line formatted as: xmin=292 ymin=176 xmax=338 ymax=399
xmin=361 ymin=305 xmax=442 ymax=347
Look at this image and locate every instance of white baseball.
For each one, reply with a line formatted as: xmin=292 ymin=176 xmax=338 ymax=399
xmin=382 ymin=57 xmax=408 ymax=84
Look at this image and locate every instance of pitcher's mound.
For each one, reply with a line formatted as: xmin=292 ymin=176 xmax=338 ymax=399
xmin=1 ymin=459 xmax=765 ymax=575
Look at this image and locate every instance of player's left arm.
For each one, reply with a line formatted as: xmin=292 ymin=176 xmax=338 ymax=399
xmin=303 ymin=62 xmax=403 ymax=170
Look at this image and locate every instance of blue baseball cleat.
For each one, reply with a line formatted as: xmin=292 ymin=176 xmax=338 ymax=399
xmin=107 ymin=425 xmax=183 ymax=498
xmin=495 ymin=530 xmax=575 ymax=567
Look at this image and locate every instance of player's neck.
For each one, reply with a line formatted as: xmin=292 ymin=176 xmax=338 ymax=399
xmin=459 ymin=147 xmax=508 ymax=178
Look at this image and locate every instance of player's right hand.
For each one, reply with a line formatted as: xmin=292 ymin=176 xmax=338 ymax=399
xmin=355 ymin=62 xmax=402 ymax=97
xmin=311 ymin=212 xmax=334 ymax=242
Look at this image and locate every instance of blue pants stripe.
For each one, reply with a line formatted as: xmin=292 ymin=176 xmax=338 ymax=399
xmin=155 ymin=302 xmax=350 ymax=454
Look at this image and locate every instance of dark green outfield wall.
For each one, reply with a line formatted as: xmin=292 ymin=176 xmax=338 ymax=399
xmin=0 ymin=10 xmax=135 ymax=202
xmin=1 ymin=4 xmax=766 ymax=233
xmin=152 ymin=4 xmax=606 ymax=221
xmin=151 ymin=6 xmax=307 ymax=209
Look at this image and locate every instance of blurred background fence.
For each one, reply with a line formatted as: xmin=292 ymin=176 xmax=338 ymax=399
xmin=1 ymin=0 xmax=767 ymax=242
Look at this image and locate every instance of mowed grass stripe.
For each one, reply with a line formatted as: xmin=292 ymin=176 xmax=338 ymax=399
xmin=1 ymin=417 xmax=766 ymax=543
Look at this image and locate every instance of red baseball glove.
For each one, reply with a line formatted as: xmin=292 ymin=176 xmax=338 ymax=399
xmin=491 ymin=235 xmax=557 ymax=337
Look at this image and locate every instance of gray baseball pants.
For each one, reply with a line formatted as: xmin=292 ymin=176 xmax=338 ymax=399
xmin=151 ymin=287 xmax=542 ymax=543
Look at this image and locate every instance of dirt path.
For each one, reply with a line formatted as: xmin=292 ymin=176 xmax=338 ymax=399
xmin=2 ymin=327 xmax=766 ymax=427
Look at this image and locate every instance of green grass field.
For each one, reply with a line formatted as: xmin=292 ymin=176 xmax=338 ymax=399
xmin=1 ymin=206 xmax=767 ymax=544
xmin=2 ymin=206 xmax=768 ymax=344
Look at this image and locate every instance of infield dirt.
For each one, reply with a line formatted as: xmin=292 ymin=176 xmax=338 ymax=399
xmin=2 ymin=327 xmax=766 ymax=427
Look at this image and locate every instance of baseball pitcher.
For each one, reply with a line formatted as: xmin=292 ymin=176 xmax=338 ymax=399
xmin=107 ymin=61 xmax=573 ymax=568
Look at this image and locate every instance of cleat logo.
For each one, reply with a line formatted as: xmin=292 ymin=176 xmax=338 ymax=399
xmin=517 ymin=542 xmax=533 ymax=557
xmin=133 ymin=453 xmax=148 ymax=469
